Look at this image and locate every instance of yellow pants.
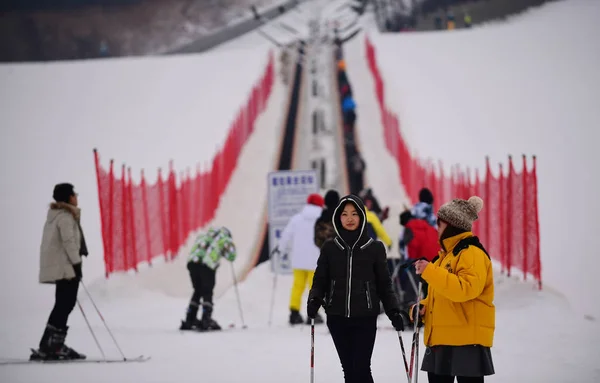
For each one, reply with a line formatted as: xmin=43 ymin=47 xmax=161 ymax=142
xmin=289 ymin=269 xmax=315 ymax=312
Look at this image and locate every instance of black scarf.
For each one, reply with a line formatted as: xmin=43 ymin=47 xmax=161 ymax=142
xmin=338 ymin=226 xmax=362 ymax=247
xmin=439 ymin=224 xmax=467 ymax=252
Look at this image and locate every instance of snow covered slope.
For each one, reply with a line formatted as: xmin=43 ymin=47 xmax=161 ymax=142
xmin=0 ymin=43 xmax=277 ymax=313
xmin=347 ymin=0 xmax=600 ymax=320
xmin=2 ymin=263 xmax=599 ymax=382
xmin=2 ymin=2 xmax=599 ymax=383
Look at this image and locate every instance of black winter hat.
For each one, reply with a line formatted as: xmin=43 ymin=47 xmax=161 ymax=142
xmin=324 ymin=190 xmax=340 ymax=209
xmin=399 ymin=210 xmax=413 ymax=226
xmin=419 ymin=188 xmax=434 ymax=205
xmin=53 ymin=183 xmax=75 ymax=203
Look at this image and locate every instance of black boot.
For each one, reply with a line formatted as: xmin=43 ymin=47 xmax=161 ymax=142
xmin=289 ymin=309 xmax=304 ymax=325
xmin=58 ymin=326 xmax=86 ymax=360
xmin=32 ymin=324 xmax=85 ymax=360
xmin=30 ymin=325 xmax=53 ymax=361
xmin=200 ymin=305 xmax=221 ymax=331
xmin=180 ymin=303 xmax=201 ymax=330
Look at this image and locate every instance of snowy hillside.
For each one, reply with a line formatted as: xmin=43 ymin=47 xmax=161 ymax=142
xmin=1 ymin=1 xmax=600 ymax=382
xmin=3 ymin=262 xmax=599 ymax=382
xmin=348 ymin=0 xmax=600 ymax=321
xmin=0 ymin=43 xmax=277 ymax=312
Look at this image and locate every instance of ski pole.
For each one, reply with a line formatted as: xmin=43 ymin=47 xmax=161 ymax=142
xmin=268 ymin=247 xmax=280 ymax=327
xmin=80 ymin=281 xmax=127 ymax=361
xmin=397 ymin=331 xmax=410 ymax=382
xmin=230 ymin=262 xmax=247 ymax=329
xmin=77 ymin=299 xmax=105 ymax=360
xmin=414 ymin=282 xmax=423 ymax=383
xmin=408 ymin=281 xmax=423 ymax=382
xmin=310 ymin=318 xmax=315 ymax=383
xmin=268 ymin=270 xmax=278 ymax=327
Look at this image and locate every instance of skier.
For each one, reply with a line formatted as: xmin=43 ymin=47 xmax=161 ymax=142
xmin=279 ymin=193 xmax=325 ymax=325
xmin=399 ymin=210 xmax=439 ymax=262
xmin=314 ymin=189 xmax=340 ymax=249
xmin=31 ymin=183 xmax=87 ymax=361
xmin=397 ymin=210 xmax=440 ymax=307
xmin=307 ymin=194 xmax=405 ymax=382
xmin=359 ymin=188 xmax=390 ymax=223
xmin=180 ymin=226 xmax=237 ymax=331
xmin=364 ymin=202 xmax=392 ymax=250
xmin=412 ymin=187 xmax=437 ymax=228
xmin=411 ymin=196 xmax=495 ymax=382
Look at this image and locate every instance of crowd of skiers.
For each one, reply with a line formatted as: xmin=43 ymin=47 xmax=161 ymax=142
xmin=36 ymin=176 xmax=495 ymax=382
xmin=276 ymin=187 xmax=495 ymax=382
xmin=32 ymin=34 xmax=494 ymax=381
xmin=335 ymin=34 xmax=366 ymax=196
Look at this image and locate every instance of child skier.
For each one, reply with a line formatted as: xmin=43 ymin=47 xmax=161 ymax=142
xmin=180 ymin=226 xmax=236 ymax=332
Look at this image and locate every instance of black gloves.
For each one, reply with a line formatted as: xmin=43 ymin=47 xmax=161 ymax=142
xmin=307 ymin=297 xmax=323 ymax=319
xmin=73 ymin=263 xmax=83 ymax=280
xmin=390 ymin=311 xmax=406 ymax=331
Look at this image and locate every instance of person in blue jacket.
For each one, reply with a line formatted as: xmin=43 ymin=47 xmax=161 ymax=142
xmin=342 ymin=94 xmax=357 ymax=128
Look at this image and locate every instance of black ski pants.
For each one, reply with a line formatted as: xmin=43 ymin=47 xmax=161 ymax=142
xmin=188 ymin=262 xmax=216 ymax=308
xmin=327 ymin=315 xmax=378 ymax=383
xmin=47 ymin=278 xmax=79 ymax=329
xmin=428 ymin=373 xmax=484 ymax=383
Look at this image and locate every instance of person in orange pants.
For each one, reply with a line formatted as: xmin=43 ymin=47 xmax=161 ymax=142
xmin=278 ymin=194 xmax=325 ymax=325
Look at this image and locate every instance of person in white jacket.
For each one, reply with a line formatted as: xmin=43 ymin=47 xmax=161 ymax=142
xmin=279 ymin=193 xmax=325 ymax=325
xmin=31 ymin=183 xmax=88 ymax=361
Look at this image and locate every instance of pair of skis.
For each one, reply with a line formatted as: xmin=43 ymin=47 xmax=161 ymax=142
xmin=0 ymin=352 xmax=150 ymax=365
xmin=0 ymin=280 xmax=150 ymax=366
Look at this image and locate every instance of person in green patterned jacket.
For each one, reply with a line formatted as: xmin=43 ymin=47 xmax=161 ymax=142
xmin=179 ymin=226 xmax=237 ymax=331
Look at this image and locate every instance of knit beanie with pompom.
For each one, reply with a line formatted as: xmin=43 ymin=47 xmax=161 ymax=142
xmin=437 ymin=196 xmax=484 ymax=232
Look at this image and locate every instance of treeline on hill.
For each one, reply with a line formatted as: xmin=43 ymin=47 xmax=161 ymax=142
xmin=1 ymin=0 xmax=142 ymax=12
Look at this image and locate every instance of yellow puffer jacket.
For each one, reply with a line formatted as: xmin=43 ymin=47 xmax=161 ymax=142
xmin=416 ymin=232 xmax=495 ymax=347
xmin=365 ymin=209 xmax=392 ymax=247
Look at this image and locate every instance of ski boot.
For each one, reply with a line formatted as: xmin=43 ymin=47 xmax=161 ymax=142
xmin=180 ymin=304 xmax=203 ymax=331
xmin=289 ymin=309 xmax=304 ymax=325
xmin=32 ymin=324 xmax=86 ymax=360
xmin=199 ymin=309 xmax=222 ymax=332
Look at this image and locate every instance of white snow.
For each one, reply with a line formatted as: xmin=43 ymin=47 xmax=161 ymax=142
xmin=2 ymin=263 xmax=599 ymax=382
xmin=2 ymin=1 xmax=600 ymax=382
xmin=348 ymin=0 xmax=600 ymax=321
xmin=0 ymin=44 xmax=274 ymax=312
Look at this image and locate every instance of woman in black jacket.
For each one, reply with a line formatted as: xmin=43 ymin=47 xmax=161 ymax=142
xmin=307 ymin=194 xmax=404 ymax=383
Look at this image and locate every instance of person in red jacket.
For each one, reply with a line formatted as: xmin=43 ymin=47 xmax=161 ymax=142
xmin=400 ymin=211 xmax=439 ymax=262
xmin=397 ymin=210 xmax=440 ymax=308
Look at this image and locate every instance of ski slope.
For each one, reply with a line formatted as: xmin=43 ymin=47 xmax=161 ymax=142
xmin=2 ymin=1 xmax=600 ymax=382
xmin=0 ymin=42 xmax=279 ymax=313
xmin=2 ymin=262 xmax=599 ymax=382
xmin=346 ymin=0 xmax=600 ymax=321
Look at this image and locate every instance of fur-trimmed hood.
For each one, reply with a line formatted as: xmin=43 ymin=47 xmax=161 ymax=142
xmin=49 ymin=202 xmax=81 ymax=222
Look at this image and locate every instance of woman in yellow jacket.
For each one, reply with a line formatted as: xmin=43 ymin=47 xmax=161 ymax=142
xmin=412 ymin=196 xmax=495 ymax=383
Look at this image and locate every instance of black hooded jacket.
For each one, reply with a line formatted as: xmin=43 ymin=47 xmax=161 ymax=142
xmin=313 ymin=190 xmax=340 ymax=249
xmin=308 ymin=195 xmax=400 ymax=318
